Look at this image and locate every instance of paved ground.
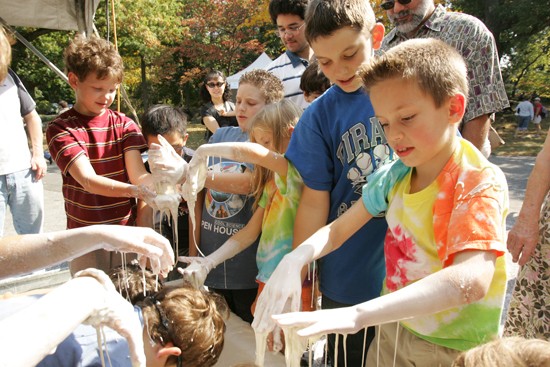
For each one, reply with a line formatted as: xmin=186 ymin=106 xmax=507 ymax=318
xmin=0 ymin=155 xmax=535 ymax=291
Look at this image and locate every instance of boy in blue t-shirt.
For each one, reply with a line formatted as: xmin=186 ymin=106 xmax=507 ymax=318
xmin=252 ymin=0 xmax=393 ymax=365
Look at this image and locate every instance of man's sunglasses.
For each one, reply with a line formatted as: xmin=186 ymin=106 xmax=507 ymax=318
xmin=381 ymin=0 xmax=412 ymax=10
xmin=206 ymin=82 xmax=225 ymax=88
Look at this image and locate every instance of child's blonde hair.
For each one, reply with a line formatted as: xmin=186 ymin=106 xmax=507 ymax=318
xmin=305 ymin=0 xmax=376 ymax=43
xmin=64 ymin=35 xmax=123 ymax=82
xmin=249 ymin=99 xmax=303 ymax=208
xmin=361 ymin=38 xmax=469 ymax=108
xmin=238 ymin=69 xmax=284 ymax=105
xmin=452 ymin=337 xmax=550 ymax=367
xmin=0 ymin=27 xmax=12 ymax=81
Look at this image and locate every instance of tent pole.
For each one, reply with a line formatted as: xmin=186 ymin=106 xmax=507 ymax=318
xmin=0 ymin=17 xmax=68 ymax=84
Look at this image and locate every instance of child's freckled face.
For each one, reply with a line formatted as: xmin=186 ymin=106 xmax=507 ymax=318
xmin=312 ymin=27 xmax=373 ymax=93
xmin=70 ymin=72 xmax=119 ymax=116
xmin=235 ymin=83 xmax=266 ymax=132
xmin=252 ymin=129 xmax=278 ymax=152
xmin=369 ymin=77 xmax=456 ymax=172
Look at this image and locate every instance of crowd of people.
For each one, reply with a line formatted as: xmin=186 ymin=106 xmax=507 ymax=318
xmin=1 ymin=0 xmax=549 ymax=366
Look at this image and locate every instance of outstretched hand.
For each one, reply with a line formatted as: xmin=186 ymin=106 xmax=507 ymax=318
xmin=274 ymin=306 xmax=363 ymax=338
xmin=177 ymin=256 xmax=215 ymax=289
xmin=75 ymin=268 xmax=146 ymax=367
xmin=251 ymin=253 xmax=303 ymax=335
xmin=95 ymin=225 xmax=174 ymax=277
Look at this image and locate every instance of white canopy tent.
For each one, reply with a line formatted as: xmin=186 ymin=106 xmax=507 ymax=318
xmin=0 ymin=0 xmax=100 ymax=35
xmin=0 ymin=0 xmax=101 ymax=82
xmin=226 ymin=52 xmax=272 ymax=90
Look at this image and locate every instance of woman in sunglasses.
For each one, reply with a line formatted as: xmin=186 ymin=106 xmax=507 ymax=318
xmin=199 ymin=70 xmax=238 ymax=140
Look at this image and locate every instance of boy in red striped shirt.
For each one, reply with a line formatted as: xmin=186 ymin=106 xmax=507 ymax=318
xmin=47 ymin=35 xmax=154 ymax=274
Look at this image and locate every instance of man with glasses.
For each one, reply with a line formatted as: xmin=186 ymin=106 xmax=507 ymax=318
xmin=379 ymin=0 xmax=509 ymax=158
xmin=265 ymin=0 xmax=313 ymax=109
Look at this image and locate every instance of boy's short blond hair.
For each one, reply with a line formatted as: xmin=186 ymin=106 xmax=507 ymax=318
xmin=238 ymin=69 xmax=284 ymax=104
xmin=64 ymin=35 xmax=123 ymax=82
xmin=452 ymin=337 xmax=550 ymax=367
xmin=0 ymin=28 xmax=12 ymax=81
xmin=305 ymin=0 xmax=376 ymax=43
xmin=361 ymin=38 xmax=469 ymax=108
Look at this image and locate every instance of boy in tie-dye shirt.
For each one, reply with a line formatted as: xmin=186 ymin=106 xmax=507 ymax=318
xmin=269 ymin=38 xmax=508 ymax=366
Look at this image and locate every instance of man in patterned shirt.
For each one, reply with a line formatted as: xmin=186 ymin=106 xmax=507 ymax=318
xmin=379 ymin=0 xmax=509 ymax=157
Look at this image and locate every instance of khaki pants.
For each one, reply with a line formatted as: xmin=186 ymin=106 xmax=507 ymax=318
xmin=366 ymin=322 xmax=459 ymax=367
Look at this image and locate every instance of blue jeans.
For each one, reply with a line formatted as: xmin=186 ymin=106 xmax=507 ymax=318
xmin=517 ymin=115 xmax=530 ymax=130
xmin=0 ymin=168 xmax=44 ymax=236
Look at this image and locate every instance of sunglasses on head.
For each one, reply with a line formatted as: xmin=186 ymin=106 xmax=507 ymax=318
xmin=381 ymin=0 xmax=412 ymax=10
xmin=206 ymin=82 xmax=225 ymax=88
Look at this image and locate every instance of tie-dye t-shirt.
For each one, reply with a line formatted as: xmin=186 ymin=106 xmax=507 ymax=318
xmin=362 ymin=139 xmax=509 ymax=351
xmin=256 ymin=160 xmax=303 ymax=282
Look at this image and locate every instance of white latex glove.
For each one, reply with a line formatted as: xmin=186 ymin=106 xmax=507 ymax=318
xmin=148 ymin=135 xmax=188 ymax=186
xmin=130 ymin=184 xmax=158 ymax=210
xmin=177 ymin=256 xmax=215 ymax=289
xmin=94 ymin=225 xmax=174 ymax=277
xmin=274 ymin=306 xmax=361 ymax=338
xmin=177 ymin=239 xmax=243 ymax=288
xmin=75 ymin=268 xmax=146 ymax=367
xmin=252 ymin=248 xmax=308 ymax=334
xmin=180 ymin=152 xmax=208 ymax=204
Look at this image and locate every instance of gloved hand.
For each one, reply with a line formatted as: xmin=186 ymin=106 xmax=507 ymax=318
xmin=177 ymin=256 xmax=216 ymax=289
xmin=177 ymin=239 xmax=243 ymax=288
xmin=129 ymin=184 xmax=158 ymax=210
xmin=75 ymin=268 xmax=146 ymax=367
xmin=273 ymin=305 xmax=362 ymax=338
xmin=93 ymin=225 xmax=174 ymax=277
xmin=148 ymin=135 xmax=188 ymax=186
xmin=180 ymin=152 xmax=208 ymax=204
xmin=252 ymin=247 xmax=309 ymax=335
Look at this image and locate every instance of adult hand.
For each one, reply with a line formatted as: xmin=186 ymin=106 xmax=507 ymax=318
xmin=507 ymin=216 xmax=539 ymax=266
xmin=148 ymin=135 xmax=188 ymax=186
xmin=251 ymin=252 xmax=304 ymax=334
xmin=31 ymin=154 xmax=48 ymax=181
xmin=177 ymin=256 xmax=215 ymax=289
xmin=75 ymin=268 xmax=146 ymax=367
xmin=273 ymin=305 xmax=361 ymax=338
xmin=94 ymin=225 xmax=174 ymax=277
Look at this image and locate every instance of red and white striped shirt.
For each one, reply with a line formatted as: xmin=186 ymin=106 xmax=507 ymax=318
xmin=47 ymin=109 xmax=147 ymax=228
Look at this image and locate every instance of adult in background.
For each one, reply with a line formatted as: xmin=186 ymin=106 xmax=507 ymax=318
xmin=265 ymin=0 xmax=313 ymax=109
xmin=514 ymin=94 xmax=534 ymax=137
xmin=199 ymin=70 xmax=238 ymax=141
xmin=504 ymin=129 xmax=550 ymax=340
xmin=379 ymin=0 xmax=509 ymax=157
xmin=533 ymin=97 xmax=544 ymax=135
xmin=0 ymin=27 xmax=46 ymax=237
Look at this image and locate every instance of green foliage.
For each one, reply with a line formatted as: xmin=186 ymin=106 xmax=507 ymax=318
xmin=10 ymin=29 xmax=75 ymax=109
xmin=11 ymin=0 xmax=546 ymax=117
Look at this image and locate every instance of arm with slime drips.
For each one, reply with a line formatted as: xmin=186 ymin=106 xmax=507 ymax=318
xmin=0 ymin=225 xmax=174 ymax=279
xmin=0 ymin=274 xmax=146 ymax=367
